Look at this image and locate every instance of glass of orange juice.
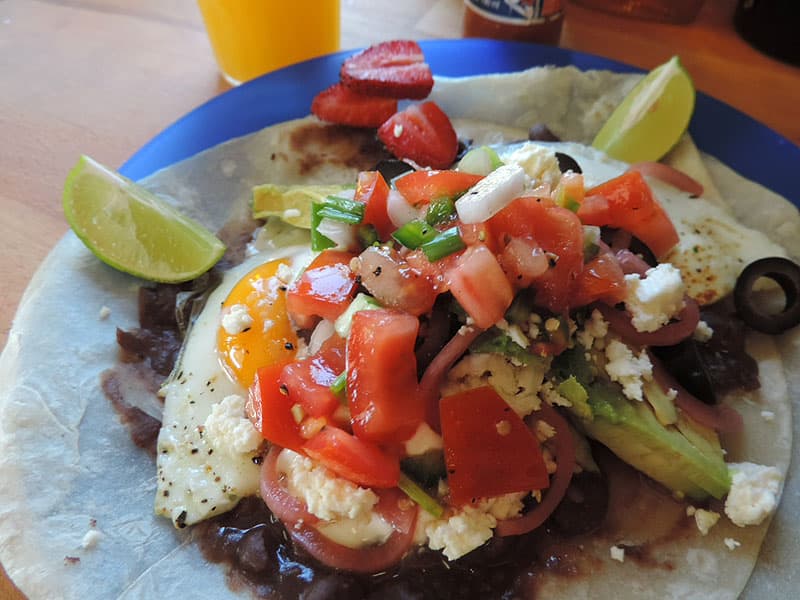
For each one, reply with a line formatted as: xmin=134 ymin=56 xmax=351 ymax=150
xmin=197 ymin=0 xmax=341 ymax=86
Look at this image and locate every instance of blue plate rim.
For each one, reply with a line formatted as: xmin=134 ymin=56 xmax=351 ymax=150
xmin=119 ymin=39 xmax=800 ymax=207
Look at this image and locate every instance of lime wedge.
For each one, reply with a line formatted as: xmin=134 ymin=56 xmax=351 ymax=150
xmin=63 ymin=155 xmax=226 ymax=283
xmin=252 ymin=183 xmax=350 ymax=229
xmin=592 ymin=56 xmax=695 ymax=163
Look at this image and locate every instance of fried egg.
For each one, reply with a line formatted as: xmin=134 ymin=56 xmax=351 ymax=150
xmin=506 ymin=142 xmax=787 ymax=305
xmin=155 ymin=246 xmax=311 ymax=528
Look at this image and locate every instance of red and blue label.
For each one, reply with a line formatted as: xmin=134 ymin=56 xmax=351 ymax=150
xmin=465 ymin=0 xmax=563 ymax=24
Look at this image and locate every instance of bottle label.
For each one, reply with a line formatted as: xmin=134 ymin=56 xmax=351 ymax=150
xmin=465 ymin=0 xmax=563 ymax=25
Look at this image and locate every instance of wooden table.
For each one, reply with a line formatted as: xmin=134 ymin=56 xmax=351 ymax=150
xmin=1 ymin=0 xmax=797 ymax=597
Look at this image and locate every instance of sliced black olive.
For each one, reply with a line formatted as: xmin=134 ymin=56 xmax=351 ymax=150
xmin=555 ymin=152 xmax=582 ymax=174
xmin=733 ymin=257 xmax=800 ymax=334
xmin=528 ymin=123 xmax=560 ymax=142
xmin=373 ymin=159 xmax=415 ymax=182
xmin=455 ymin=138 xmax=472 ymax=161
xmin=653 ymin=339 xmax=717 ymax=403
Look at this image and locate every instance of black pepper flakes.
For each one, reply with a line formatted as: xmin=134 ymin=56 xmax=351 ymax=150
xmin=191 ymin=448 xmax=199 ymax=455
xmin=373 ymin=266 xmax=382 ymax=277
xmin=279 ymin=384 xmax=289 ymax=396
xmin=176 ymin=511 xmax=188 ymax=529
xmin=252 ymin=455 xmax=264 ymax=465
xmin=285 ymin=342 xmax=295 ymax=350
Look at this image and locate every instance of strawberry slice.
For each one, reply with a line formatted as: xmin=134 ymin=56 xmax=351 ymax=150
xmin=377 ymin=101 xmax=458 ymax=169
xmin=311 ymin=83 xmax=398 ymax=128
xmin=341 ymin=40 xmax=433 ymax=100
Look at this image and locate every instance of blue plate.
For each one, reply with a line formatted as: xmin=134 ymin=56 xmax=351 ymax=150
xmin=120 ymin=39 xmax=800 ymax=206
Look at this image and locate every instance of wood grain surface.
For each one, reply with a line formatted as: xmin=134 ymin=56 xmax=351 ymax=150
xmin=1 ymin=0 xmax=798 ymax=597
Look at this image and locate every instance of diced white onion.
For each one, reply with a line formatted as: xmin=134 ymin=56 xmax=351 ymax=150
xmin=455 ymin=164 xmax=526 ymax=224
xmin=387 ymin=189 xmax=423 ymax=228
xmin=317 ymin=218 xmax=357 ymax=250
xmin=308 ymin=319 xmax=336 ymax=355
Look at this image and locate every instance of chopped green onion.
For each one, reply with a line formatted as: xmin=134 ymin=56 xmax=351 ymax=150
xmin=425 ymin=196 xmax=456 ymax=226
xmin=315 ymin=195 xmax=365 ymax=225
xmin=398 ymin=472 xmax=444 ymax=518
xmin=330 ymin=371 xmax=347 ymax=398
xmin=420 ymin=227 xmax=465 ymax=262
xmin=392 ymin=219 xmax=438 ymax=249
xmin=310 ymin=202 xmax=336 ymax=251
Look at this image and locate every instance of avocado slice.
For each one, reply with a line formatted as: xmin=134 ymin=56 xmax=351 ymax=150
xmin=553 ymin=348 xmax=731 ymax=500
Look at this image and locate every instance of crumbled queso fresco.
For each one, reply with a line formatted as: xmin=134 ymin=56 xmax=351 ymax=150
xmin=724 ymin=462 xmax=783 ymax=527
xmin=203 ymin=394 xmax=262 ymax=455
xmin=624 ymin=263 xmax=686 ymax=333
xmin=603 ymin=339 xmax=653 ymax=402
xmin=277 ymin=449 xmax=379 ymax=521
xmin=686 ymin=506 xmax=721 ymax=536
xmin=221 ymin=303 xmax=254 ymax=335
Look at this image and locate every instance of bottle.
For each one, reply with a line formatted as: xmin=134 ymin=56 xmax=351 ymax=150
xmin=734 ymin=0 xmax=800 ymax=66
xmin=462 ymin=0 xmax=564 ymax=46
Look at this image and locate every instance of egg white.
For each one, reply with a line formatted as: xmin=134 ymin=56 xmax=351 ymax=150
xmin=155 ymin=245 xmax=311 ymax=528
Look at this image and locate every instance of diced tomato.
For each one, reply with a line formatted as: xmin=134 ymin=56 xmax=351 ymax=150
xmin=488 ymin=198 xmax=584 ymax=313
xmin=377 ymin=102 xmax=459 ymax=170
xmin=497 ymin=236 xmax=549 ymax=289
xmin=445 ymin=244 xmax=513 ymax=329
xmin=347 ymin=309 xmax=425 ymax=443
xmin=354 ymin=171 xmax=394 ymax=240
xmin=572 ymin=252 xmax=627 ymax=307
xmin=404 ymin=248 xmax=458 ymax=294
xmin=247 ymin=363 xmax=305 ymax=452
xmin=487 ymin=195 xmax=556 ymax=242
xmin=303 ymin=426 xmax=401 ymax=488
xmin=279 ymin=335 xmax=346 ymax=418
xmin=552 ymin=171 xmax=585 ymax=211
xmin=578 ymin=170 xmax=679 ymax=258
xmin=394 ymin=170 xmax=483 ymax=208
xmin=353 ymin=246 xmax=439 ymax=315
xmin=440 ymin=386 xmax=549 ymax=505
xmin=286 ymin=250 xmax=358 ymax=327
xmin=458 ymin=221 xmax=498 ymax=253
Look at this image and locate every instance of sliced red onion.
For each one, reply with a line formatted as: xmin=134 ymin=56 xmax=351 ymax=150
xmin=260 ymin=447 xmax=319 ymax=526
xmin=614 ymin=249 xmax=651 ymax=276
xmin=496 ymin=403 xmax=576 ymax=536
xmin=608 ymin=229 xmax=633 ymax=252
xmin=597 ymin=296 xmax=700 ymax=347
xmin=286 ymin=488 xmax=417 ymax=573
xmin=649 ymin=354 xmax=743 ymax=433
xmin=419 ymin=326 xmax=483 ymax=430
xmin=629 ymin=162 xmax=704 ymax=197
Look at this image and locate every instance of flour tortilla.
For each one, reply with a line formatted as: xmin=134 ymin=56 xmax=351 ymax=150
xmin=0 ymin=65 xmax=797 ymax=599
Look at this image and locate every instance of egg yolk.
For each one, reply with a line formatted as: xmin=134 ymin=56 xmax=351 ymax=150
xmin=218 ymin=259 xmax=298 ymax=388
